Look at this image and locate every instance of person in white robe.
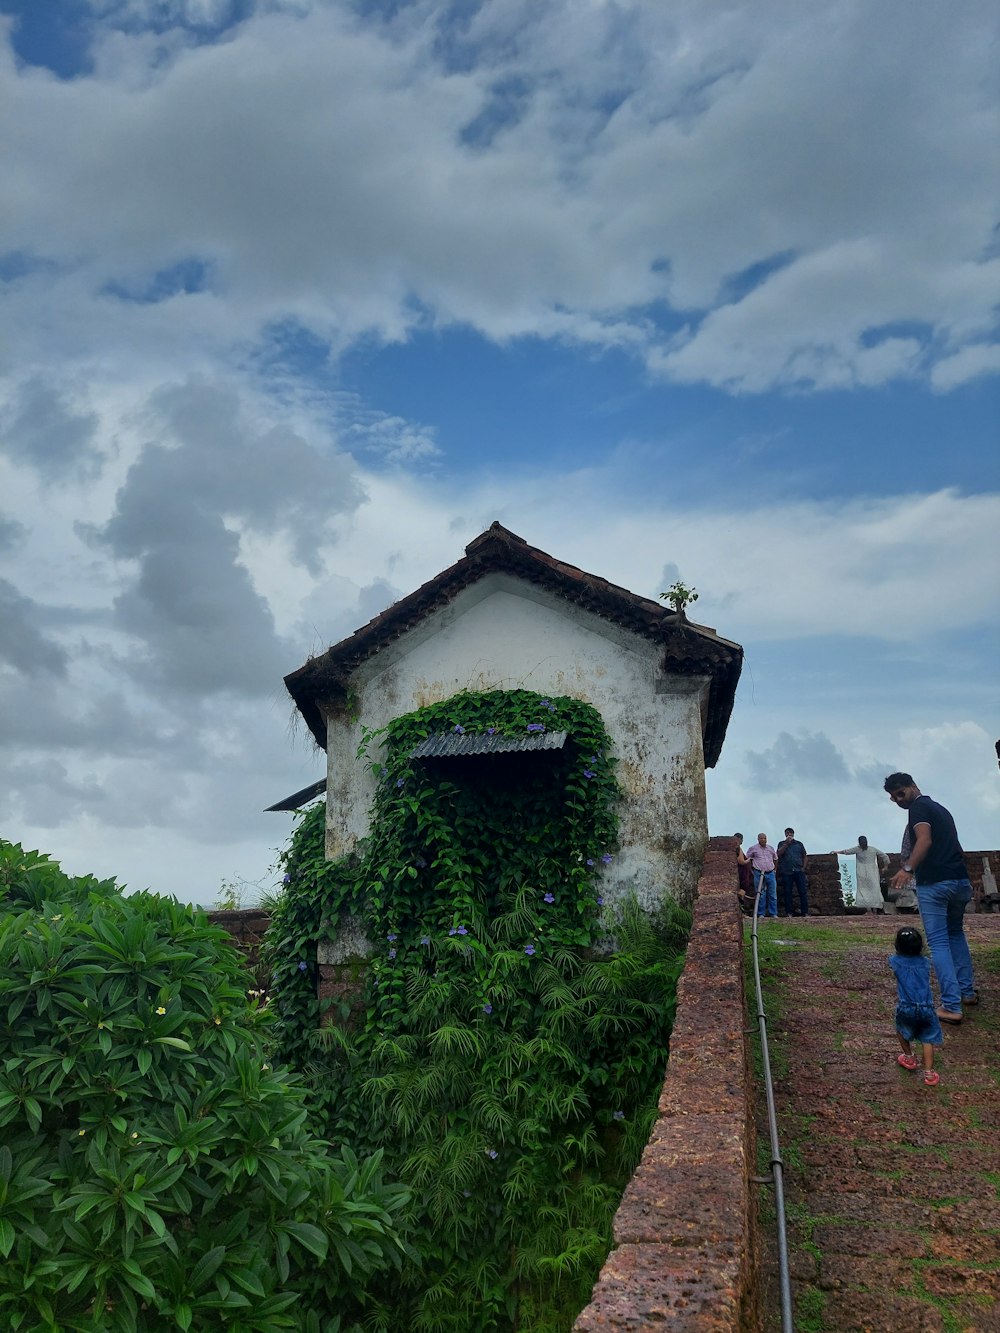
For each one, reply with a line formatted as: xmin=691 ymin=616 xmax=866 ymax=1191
xmin=837 ymin=836 xmax=889 ymax=912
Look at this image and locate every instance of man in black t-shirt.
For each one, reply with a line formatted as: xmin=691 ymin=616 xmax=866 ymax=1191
xmin=884 ymin=772 xmax=976 ymax=1024
xmin=776 ymin=827 xmax=809 ymax=916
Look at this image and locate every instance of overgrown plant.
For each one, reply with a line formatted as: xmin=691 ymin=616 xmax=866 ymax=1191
xmin=0 ymin=841 xmax=411 ymax=1333
xmin=266 ymin=689 xmax=691 ymax=1332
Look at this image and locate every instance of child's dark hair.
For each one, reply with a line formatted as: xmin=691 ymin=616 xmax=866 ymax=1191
xmin=895 ymin=926 xmax=924 ymax=957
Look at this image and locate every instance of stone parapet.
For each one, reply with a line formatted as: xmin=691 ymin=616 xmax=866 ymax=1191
xmin=573 ymin=836 xmax=760 ymax=1332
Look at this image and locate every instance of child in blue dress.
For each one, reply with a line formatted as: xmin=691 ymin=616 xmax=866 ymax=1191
xmin=889 ymin=926 xmax=942 ymax=1086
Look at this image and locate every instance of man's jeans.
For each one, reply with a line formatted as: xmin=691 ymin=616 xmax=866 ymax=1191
xmin=917 ymin=878 xmax=975 ymax=1012
xmin=781 ymin=870 xmax=809 ymax=916
xmin=753 ymin=868 xmax=778 ymax=917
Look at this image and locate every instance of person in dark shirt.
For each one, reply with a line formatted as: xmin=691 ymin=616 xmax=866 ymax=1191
xmin=884 ymin=772 xmax=977 ymax=1025
xmin=776 ymin=827 xmax=809 ymax=917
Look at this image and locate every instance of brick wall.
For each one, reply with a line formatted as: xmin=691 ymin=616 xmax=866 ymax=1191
xmin=206 ymin=907 xmax=271 ymax=973
xmin=803 ymin=852 xmax=844 ymax=915
xmin=573 ymin=836 xmax=761 ymax=1332
xmin=883 ymin=849 xmax=1000 ymax=912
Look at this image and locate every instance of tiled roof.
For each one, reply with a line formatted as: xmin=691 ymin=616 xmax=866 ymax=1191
xmin=284 ymin=523 xmax=742 ymax=766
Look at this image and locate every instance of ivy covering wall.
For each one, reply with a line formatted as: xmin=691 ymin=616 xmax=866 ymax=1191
xmin=266 ymin=690 xmax=690 ymax=1332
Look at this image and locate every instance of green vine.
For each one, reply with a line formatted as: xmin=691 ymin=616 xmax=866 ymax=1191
xmin=265 ymin=689 xmax=690 ymax=1332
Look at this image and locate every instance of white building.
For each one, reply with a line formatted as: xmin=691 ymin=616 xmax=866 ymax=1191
xmin=283 ymin=523 xmax=742 ymax=909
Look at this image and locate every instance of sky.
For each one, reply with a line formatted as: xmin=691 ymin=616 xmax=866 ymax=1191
xmin=1 ymin=0 xmax=998 ymax=907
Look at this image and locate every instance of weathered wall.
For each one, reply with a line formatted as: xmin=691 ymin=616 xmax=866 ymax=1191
xmin=324 ymin=573 xmax=711 ymax=913
xmin=573 ymin=836 xmax=761 ymax=1332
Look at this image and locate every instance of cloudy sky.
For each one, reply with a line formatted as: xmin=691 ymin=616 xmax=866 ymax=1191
xmin=1 ymin=0 xmax=998 ymax=905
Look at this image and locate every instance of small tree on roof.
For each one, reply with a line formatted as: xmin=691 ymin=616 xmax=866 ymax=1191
xmin=659 ymin=581 xmax=699 ymax=615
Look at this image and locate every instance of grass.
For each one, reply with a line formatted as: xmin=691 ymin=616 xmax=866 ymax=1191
xmin=749 ymin=916 xmax=1000 ymax=1332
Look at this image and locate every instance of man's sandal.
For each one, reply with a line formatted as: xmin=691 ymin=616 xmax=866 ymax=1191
xmin=962 ymin=992 xmax=980 ymax=1006
xmin=936 ymin=1008 xmax=963 ymax=1025
xmin=897 ymin=1054 xmax=918 ymax=1071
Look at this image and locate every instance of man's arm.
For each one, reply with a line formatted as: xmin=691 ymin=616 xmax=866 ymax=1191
xmin=801 ymin=844 xmax=809 ymax=870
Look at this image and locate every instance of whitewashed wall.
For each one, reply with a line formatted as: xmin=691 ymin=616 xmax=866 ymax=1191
xmin=323 ymin=573 xmax=710 ymax=912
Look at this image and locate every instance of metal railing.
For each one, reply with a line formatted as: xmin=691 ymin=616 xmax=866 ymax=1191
xmin=748 ymin=879 xmax=794 ymax=1333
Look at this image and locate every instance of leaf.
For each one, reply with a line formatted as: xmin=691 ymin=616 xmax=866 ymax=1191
xmin=188 ymin=1245 xmax=227 ymax=1292
xmin=282 ymin=1221 xmax=327 ymax=1261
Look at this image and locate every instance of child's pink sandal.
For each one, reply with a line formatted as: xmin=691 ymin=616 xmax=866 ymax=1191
xmin=923 ymin=1070 xmax=940 ymax=1086
xmin=897 ymin=1054 xmax=918 ymax=1071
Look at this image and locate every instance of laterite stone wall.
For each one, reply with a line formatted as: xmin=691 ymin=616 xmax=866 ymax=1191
xmin=573 ymin=836 xmax=761 ymax=1332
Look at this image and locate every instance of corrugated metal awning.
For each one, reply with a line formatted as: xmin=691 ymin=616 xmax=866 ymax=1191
xmin=410 ymin=730 xmax=568 ymax=760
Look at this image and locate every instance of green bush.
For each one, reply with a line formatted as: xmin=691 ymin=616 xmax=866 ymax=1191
xmin=0 ymin=841 xmax=411 ymax=1333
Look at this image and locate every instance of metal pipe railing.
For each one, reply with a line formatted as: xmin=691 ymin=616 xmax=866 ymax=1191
xmin=748 ymin=877 xmax=795 ymax=1333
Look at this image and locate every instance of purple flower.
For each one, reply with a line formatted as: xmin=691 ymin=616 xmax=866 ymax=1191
xmin=387 ymin=932 xmax=397 ymax=941
xmin=457 ymin=925 xmax=468 ymax=936
xmin=543 ymin=893 xmax=555 ymax=904
xmin=524 ymin=945 xmax=536 ymax=956
xmin=388 ymin=948 xmax=396 ymax=959
xmin=420 ymin=935 xmax=430 ymax=946
xmin=486 ymin=727 xmax=496 ymax=735
xmin=396 ymin=777 xmax=405 ymax=788
xmin=589 ymin=755 xmax=597 ymax=762
xmin=449 ymin=928 xmax=457 ymax=936
xmin=586 ymin=859 xmax=594 ymax=867
xmin=601 ymin=853 xmax=613 ymax=865
xmin=487 ymin=1149 xmax=498 ymax=1160
xmin=483 ymin=1003 xmax=493 ymax=1014
xmin=527 ymin=723 xmax=545 ymax=733
xmin=453 ymin=724 xmax=465 ymax=734
xmin=613 ymin=1110 xmax=625 ymax=1121
xmin=282 ymin=873 xmax=291 ymax=884
xmin=297 ymin=961 xmax=308 ymax=972
xmin=583 ymin=769 xmax=595 ymax=779
xmin=596 ymin=896 xmax=604 ymax=907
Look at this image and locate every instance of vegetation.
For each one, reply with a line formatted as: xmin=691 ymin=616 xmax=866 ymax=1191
xmin=0 ymin=840 xmax=410 ymax=1333
xmin=658 ymin=580 xmax=699 ymax=613
xmin=266 ymin=689 xmax=690 ymax=1332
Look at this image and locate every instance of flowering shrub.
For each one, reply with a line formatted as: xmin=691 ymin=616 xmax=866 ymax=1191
xmin=266 ymin=690 xmax=690 ymax=1332
xmin=0 ymin=840 xmax=410 ymax=1332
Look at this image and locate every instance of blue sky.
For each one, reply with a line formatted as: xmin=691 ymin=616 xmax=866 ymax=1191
xmin=1 ymin=0 xmax=998 ymax=902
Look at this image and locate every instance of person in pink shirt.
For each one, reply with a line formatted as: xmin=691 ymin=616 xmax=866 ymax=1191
xmin=746 ymin=832 xmax=779 ymax=918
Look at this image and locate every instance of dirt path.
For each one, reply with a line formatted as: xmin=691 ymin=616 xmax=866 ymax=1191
xmin=752 ymin=915 xmax=1000 ymax=1333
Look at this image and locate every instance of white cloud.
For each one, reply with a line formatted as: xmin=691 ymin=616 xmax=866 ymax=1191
xmin=1 ymin=0 xmax=998 ymax=392
xmin=931 ymin=343 xmax=1000 ymax=393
